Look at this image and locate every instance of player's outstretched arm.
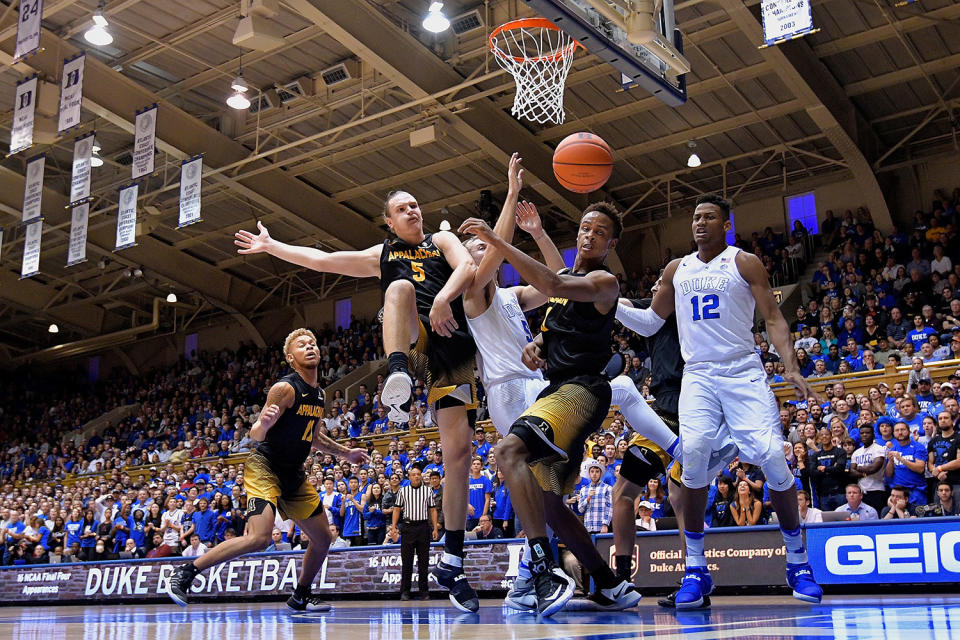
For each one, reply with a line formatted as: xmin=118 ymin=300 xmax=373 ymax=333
xmin=249 ymin=382 xmax=294 ymax=441
xmin=459 ymin=217 xmax=618 ymax=309
xmin=470 ymin=153 xmax=524 ymax=289
xmin=616 ymin=259 xmax=679 ymax=336
xmin=513 ymin=201 xmax=566 ymax=311
xmin=235 ymin=221 xmax=382 ymax=278
xmin=430 ymin=231 xmax=478 ymax=336
xmin=738 ymin=251 xmax=819 ymax=402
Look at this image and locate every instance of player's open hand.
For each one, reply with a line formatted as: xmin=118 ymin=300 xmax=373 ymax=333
xmin=507 ymin=152 xmax=524 ymax=194
xmin=259 ymin=403 xmax=281 ymax=432
xmin=235 ymin=221 xmax=273 ymax=254
xmin=458 ymin=217 xmax=496 ymax=243
xmin=344 ymin=448 xmax=370 ymax=465
xmin=429 ymin=298 xmax=458 ymax=337
xmin=516 ymin=201 xmax=545 ymax=240
xmin=521 ymin=340 xmax=545 ymax=371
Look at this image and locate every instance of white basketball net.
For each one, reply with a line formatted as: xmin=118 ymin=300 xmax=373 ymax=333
xmin=490 ymin=20 xmax=580 ymax=125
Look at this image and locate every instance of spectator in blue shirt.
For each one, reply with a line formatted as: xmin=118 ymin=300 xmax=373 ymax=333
xmin=466 ymin=457 xmax=492 ymax=530
xmin=78 ymin=511 xmax=99 ymax=560
xmin=340 ymin=477 xmax=365 ymax=547
xmin=474 ymin=428 xmax=492 ymax=460
xmin=192 ymin=498 xmax=217 ymax=545
xmin=842 ymin=338 xmax=864 ymax=371
xmin=130 ymin=509 xmax=147 ymax=551
xmin=838 ymin=320 xmax=864 ymax=351
xmin=423 ymin=450 xmax=444 ymax=478
xmin=491 ymin=470 xmax=514 ymax=536
xmin=907 ymin=315 xmax=937 ymax=352
xmin=885 ymin=422 xmax=929 ymax=505
xmin=363 ymin=483 xmax=386 ymax=545
xmin=65 ymin=508 xmax=83 ymax=550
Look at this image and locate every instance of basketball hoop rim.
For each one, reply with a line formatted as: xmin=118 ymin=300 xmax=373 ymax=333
xmin=489 ymin=18 xmax=584 ymax=64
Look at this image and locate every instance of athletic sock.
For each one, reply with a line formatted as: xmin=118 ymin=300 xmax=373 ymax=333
xmin=294 ymin=582 xmax=311 ymax=599
xmin=614 ymin=554 xmax=633 ymax=582
xmin=387 ymin=352 xmax=409 ymax=375
xmin=780 ymin=526 xmax=808 ymax=564
xmin=527 ymin=536 xmax=553 ymax=575
xmin=444 ymin=529 xmax=465 ymax=558
xmin=518 ymin=542 xmax=533 ymax=581
xmin=684 ymin=530 xmax=707 ymax=569
xmin=592 ymin=565 xmax=620 ymax=590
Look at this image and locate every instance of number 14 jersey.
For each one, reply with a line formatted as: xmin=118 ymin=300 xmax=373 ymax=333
xmin=673 ymin=245 xmax=756 ymax=365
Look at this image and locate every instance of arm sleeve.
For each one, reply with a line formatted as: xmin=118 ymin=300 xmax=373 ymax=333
xmin=616 ymin=302 xmax=667 ymax=338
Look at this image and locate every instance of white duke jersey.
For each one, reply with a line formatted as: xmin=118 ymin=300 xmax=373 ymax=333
xmin=673 ymin=245 xmax=757 ymax=365
xmin=466 ymin=286 xmax=544 ymax=386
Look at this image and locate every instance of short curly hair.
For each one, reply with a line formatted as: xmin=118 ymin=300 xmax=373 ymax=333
xmin=583 ymin=201 xmax=624 ymax=239
xmin=283 ymin=328 xmax=317 ymax=358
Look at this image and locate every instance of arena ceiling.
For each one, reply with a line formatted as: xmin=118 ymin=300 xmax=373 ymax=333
xmin=0 ymin=0 xmax=957 ymax=359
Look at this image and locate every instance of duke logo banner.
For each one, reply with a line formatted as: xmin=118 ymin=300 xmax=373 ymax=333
xmin=11 ymin=75 xmax=38 ymax=154
xmin=22 ymin=155 xmax=44 ymax=224
xmin=116 ymin=184 xmax=138 ymax=250
xmin=70 ymin=134 xmax=94 ymax=205
xmin=58 ymin=54 xmax=85 ymax=133
xmin=178 ymin=156 xmax=203 ymax=228
xmin=132 ymin=106 xmax=157 ymax=179
xmin=67 ymin=202 xmax=89 ymax=267
xmin=14 ymin=0 xmax=44 ymax=62
xmin=21 ymin=219 xmax=42 ymax=279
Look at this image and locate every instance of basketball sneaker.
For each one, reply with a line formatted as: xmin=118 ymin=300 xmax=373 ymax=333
xmin=430 ymin=558 xmax=480 ymax=613
xmin=584 ymin=580 xmax=642 ymax=611
xmin=381 ymin=370 xmax=413 ymax=423
xmin=786 ymin=562 xmax=823 ymax=603
xmin=286 ymin=592 xmax=331 ymax=612
xmin=533 ymin=566 xmax=575 ymax=617
xmin=504 ymin=576 xmax=537 ymax=611
xmin=674 ymin=567 xmax=713 ymax=609
xmin=167 ymin=563 xmax=199 ymax=607
xmin=658 ymin=582 xmax=711 ymax=609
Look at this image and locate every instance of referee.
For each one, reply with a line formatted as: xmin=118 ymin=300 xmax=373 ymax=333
xmin=392 ymin=466 xmax=438 ymax=600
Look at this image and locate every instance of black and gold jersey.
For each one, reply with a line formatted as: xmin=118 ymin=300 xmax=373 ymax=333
xmin=255 ymin=371 xmax=323 ymax=475
xmin=378 ymin=233 xmax=468 ymax=325
xmin=540 ymin=268 xmax=618 ymax=382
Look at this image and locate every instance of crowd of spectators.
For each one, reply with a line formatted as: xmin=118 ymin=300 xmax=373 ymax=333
xmin=4 ymin=191 xmax=960 ymax=568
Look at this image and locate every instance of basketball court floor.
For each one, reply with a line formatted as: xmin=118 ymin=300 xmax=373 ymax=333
xmin=1 ymin=596 xmax=957 ymax=640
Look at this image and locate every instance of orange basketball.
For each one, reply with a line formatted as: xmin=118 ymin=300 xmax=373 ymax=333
xmin=552 ymin=132 xmax=614 ymax=193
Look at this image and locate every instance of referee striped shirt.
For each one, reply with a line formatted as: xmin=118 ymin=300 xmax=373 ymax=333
xmin=395 ymin=482 xmax=435 ymax=522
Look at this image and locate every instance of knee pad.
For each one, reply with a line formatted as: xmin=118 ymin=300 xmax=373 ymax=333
xmin=609 ymin=375 xmax=638 ymax=407
xmin=763 ymin=457 xmax=795 ymax=492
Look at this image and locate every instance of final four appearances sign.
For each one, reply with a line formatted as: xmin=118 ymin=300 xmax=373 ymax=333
xmin=760 ymin=0 xmax=816 ymax=47
xmin=14 ymin=0 xmax=44 ymax=62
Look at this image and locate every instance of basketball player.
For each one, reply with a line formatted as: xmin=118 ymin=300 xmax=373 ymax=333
xmin=235 ymin=194 xmax=481 ymax=612
xmin=168 ymin=329 xmax=369 ymax=610
xmin=613 ymin=281 xmax=738 ymax=608
xmin=460 ymin=202 xmax=640 ymax=616
xmin=615 ymin=194 xmax=823 ymax=608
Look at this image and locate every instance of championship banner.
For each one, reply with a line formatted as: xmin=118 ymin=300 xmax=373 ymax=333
xmin=66 ymin=201 xmax=89 ymax=267
xmin=21 ymin=155 xmax=45 ymax=224
xmin=132 ymin=105 xmax=157 ymax=180
xmin=0 ymin=541 xmax=524 ymax=605
xmin=10 ymin=75 xmax=39 ymax=155
xmin=58 ymin=54 xmax=85 ymax=133
xmin=20 ymin=219 xmax=42 ymax=279
xmin=760 ymin=0 xmax=817 ymax=48
xmin=115 ymin=184 xmax=138 ymax=250
xmin=14 ymin=0 xmax=44 ymax=63
xmin=178 ymin=155 xmax=203 ymax=228
xmin=70 ymin=133 xmax=94 ymax=205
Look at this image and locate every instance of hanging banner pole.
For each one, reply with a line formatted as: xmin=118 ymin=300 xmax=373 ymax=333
xmin=22 ymin=154 xmax=45 ymax=225
xmin=10 ymin=75 xmax=39 ymax=156
xmin=14 ymin=0 xmax=44 ymax=63
xmin=58 ymin=53 xmax=86 ymax=133
xmin=115 ymin=184 xmax=139 ymax=251
xmin=132 ymin=104 xmax=158 ymax=180
xmin=178 ymin=155 xmax=203 ymax=228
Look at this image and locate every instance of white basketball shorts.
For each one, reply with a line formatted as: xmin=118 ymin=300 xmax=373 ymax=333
xmin=487 ymin=376 xmax=550 ymax=435
xmin=678 ymin=353 xmax=784 ymax=488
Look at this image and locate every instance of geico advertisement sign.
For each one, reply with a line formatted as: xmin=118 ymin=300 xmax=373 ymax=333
xmin=807 ymin=520 xmax=960 ymax=584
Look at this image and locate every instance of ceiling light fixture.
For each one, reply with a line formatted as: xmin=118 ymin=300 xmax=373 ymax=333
xmin=48 ymin=324 xmax=59 ymax=334
xmin=226 ymin=58 xmax=252 ymax=110
xmin=422 ymin=2 xmax=450 ymax=33
xmin=166 ymin=292 xmax=178 ymax=303
xmin=84 ymin=1 xmax=114 ymax=47
xmin=686 ymin=141 xmax=701 ymax=168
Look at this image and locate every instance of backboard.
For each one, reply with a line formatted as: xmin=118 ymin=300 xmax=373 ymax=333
xmin=521 ymin=0 xmax=688 ymax=106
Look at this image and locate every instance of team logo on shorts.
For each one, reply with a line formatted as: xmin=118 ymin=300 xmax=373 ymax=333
xmin=246 ymin=497 xmax=262 ymax=515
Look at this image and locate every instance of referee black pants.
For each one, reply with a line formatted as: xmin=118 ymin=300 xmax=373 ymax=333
xmin=399 ymin=521 xmax=430 ymax=595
